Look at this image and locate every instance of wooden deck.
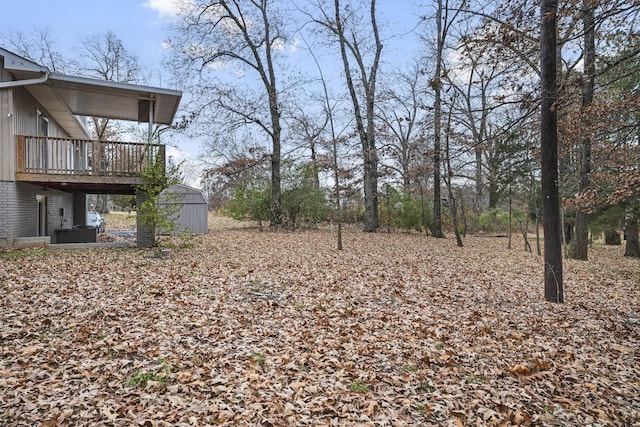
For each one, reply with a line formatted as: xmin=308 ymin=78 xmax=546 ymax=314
xmin=15 ymin=135 xmax=165 ymax=194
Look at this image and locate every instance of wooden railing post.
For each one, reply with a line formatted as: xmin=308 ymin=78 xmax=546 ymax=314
xmin=93 ymin=140 xmax=100 ymax=175
xmin=16 ymin=135 xmax=25 ymax=173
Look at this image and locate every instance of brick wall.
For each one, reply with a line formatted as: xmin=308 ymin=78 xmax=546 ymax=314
xmin=0 ymin=181 xmax=11 ymax=243
xmin=0 ymin=181 xmax=74 ymax=241
xmin=136 ymin=192 xmax=155 ymax=248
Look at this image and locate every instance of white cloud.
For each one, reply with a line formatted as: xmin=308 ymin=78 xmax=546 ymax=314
xmin=166 ymin=145 xmax=205 ymax=189
xmin=289 ymin=38 xmax=300 ymax=54
xmin=272 ymin=38 xmax=286 ymax=52
xmin=142 ymin=0 xmax=180 ymax=18
xmin=166 ymin=144 xmax=187 ymax=162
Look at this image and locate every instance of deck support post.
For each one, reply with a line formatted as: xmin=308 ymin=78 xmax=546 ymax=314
xmin=136 ymin=192 xmax=155 ymax=248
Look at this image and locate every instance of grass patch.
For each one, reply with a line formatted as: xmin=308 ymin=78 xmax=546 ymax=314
xmin=347 ymin=382 xmax=370 ymax=393
xmin=252 ymin=352 xmax=266 ymax=367
xmin=0 ymin=249 xmax=50 ymax=259
xmin=125 ymin=362 xmax=171 ymax=388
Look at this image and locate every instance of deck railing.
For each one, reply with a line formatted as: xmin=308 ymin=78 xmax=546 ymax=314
xmin=16 ymin=135 xmax=165 ymax=177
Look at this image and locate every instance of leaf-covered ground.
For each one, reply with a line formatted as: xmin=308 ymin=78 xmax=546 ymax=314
xmin=1 ymin=219 xmax=638 ymax=426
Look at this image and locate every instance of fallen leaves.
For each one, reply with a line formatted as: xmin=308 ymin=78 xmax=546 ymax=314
xmin=0 ymin=222 xmax=639 ymax=425
xmin=510 ymin=364 xmax=531 ymax=375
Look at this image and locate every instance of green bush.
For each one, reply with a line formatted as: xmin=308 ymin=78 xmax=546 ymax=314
xmin=281 ymin=165 xmax=330 ymax=227
xmin=224 ymin=163 xmax=330 ymax=227
xmin=477 ymin=208 xmax=511 ymax=233
xmin=225 ymin=178 xmax=271 ymax=223
xmin=380 ymin=187 xmax=426 ymax=232
xmin=282 ymin=186 xmax=329 ymax=226
xmin=136 ymin=152 xmax=181 ymax=246
xmin=340 ymin=204 xmax=365 ymax=224
xmin=589 ymin=204 xmax=625 ymax=237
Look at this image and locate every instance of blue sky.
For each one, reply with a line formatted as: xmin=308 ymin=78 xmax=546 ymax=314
xmin=0 ymin=1 xmax=170 ymax=79
xmin=0 ymin=1 xmax=423 ymax=82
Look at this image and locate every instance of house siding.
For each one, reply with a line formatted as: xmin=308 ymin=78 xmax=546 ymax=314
xmin=0 ymin=58 xmax=15 ymax=182
xmin=1 ymin=59 xmax=75 ymax=244
xmin=0 ymin=181 xmax=37 ymax=241
xmin=45 ymin=189 xmax=74 ymax=234
xmin=14 ymin=86 xmax=67 ymax=137
xmin=0 ymin=85 xmax=69 ymax=182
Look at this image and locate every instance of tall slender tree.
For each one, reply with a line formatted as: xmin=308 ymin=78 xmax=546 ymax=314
xmin=570 ymin=1 xmax=595 ymax=261
xmin=169 ymin=0 xmax=285 ymax=226
xmin=540 ymin=0 xmax=563 ymax=303
xmin=425 ymin=0 xmax=465 ymax=237
xmin=376 ymin=65 xmax=426 ymax=194
xmin=310 ymin=0 xmax=383 ymax=232
xmin=303 ymin=38 xmax=345 ymax=249
xmin=431 ymin=0 xmax=446 ymax=238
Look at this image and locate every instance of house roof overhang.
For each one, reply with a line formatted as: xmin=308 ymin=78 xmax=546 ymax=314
xmin=1 ymin=48 xmax=182 ymax=139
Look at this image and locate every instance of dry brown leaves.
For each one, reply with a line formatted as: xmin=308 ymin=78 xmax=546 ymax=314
xmin=1 ymin=222 xmax=638 ymax=426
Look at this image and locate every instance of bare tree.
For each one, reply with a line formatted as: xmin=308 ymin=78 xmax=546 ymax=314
xmin=444 ymin=95 xmax=464 ymax=247
xmin=77 ymin=32 xmax=145 ymax=212
xmin=168 ymin=0 xmax=286 ymax=226
xmin=376 ymin=65 xmax=427 ymax=194
xmin=309 ymin=0 xmax=383 ymax=232
xmin=79 ymin=31 xmax=143 ymax=141
xmin=286 ymin=104 xmax=329 ymax=191
xmin=0 ymin=28 xmax=69 ymax=73
xmin=540 ymin=0 xmax=564 ymax=303
xmin=79 ymin=31 xmax=142 ymax=83
xmin=570 ymin=1 xmax=595 ymax=261
xmin=303 ymin=38 xmax=346 ymax=249
xmin=424 ymin=0 xmax=465 ymax=238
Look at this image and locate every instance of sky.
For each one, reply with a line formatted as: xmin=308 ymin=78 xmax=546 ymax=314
xmin=0 ymin=0 xmax=424 ymax=185
xmin=0 ymin=1 xmax=171 ymax=83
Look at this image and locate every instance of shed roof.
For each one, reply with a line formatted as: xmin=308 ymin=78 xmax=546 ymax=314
xmin=160 ymin=184 xmax=207 ymax=204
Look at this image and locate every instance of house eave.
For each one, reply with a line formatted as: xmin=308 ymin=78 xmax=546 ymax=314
xmin=1 ymin=47 xmax=182 ymax=137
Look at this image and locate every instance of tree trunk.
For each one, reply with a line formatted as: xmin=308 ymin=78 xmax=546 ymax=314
xmin=624 ymin=206 xmax=640 ymax=258
xmin=571 ymin=2 xmax=595 ymax=261
xmin=310 ymin=141 xmax=320 ymax=191
xmin=536 ymin=208 xmax=542 ymax=256
xmin=270 ymin=131 xmax=282 ymax=226
xmin=269 ymin=87 xmax=282 ymax=226
xmin=540 ymin=0 xmax=563 ymax=303
xmin=431 ymin=0 xmax=445 ymax=238
xmin=450 ymin=192 xmax=463 ymax=247
xmin=458 ymin=188 xmax=468 ymax=237
xmin=474 ymin=146 xmax=483 ymax=212
xmin=488 ymin=173 xmax=500 ymax=210
xmin=363 ymin=145 xmax=379 ymax=232
xmin=264 ymin=3 xmax=282 ymax=227
xmin=333 ymin=0 xmax=381 ymax=233
xmin=605 ymin=229 xmax=621 ymax=245
xmin=508 ymin=189 xmax=512 ymax=250
xmin=444 ymin=107 xmax=462 ymax=247
xmin=96 ymin=194 xmax=109 ymax=213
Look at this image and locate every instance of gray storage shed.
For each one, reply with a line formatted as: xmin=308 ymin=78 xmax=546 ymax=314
xmin=159 ymin=184 xmax=208 ymax=234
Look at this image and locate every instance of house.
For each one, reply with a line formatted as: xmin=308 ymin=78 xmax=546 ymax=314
xmin=0 ymin=47 xmax=182 ymax=248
